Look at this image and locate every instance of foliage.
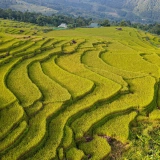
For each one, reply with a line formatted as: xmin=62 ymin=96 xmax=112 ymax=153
xmin=122 ymin=117 xmax=160 ymax=160
xmin=0 ymin=8 xmax=91 ymax=27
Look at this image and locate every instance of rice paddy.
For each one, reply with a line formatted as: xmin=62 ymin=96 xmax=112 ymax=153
xmin=0 ymin=19 xmax=160 ymax=159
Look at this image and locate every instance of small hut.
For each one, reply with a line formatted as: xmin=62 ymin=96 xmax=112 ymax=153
xmin=58 ymin=23 xmax=68 ymax=28
xmin=89 ymin=23 xmax=101 ymax=28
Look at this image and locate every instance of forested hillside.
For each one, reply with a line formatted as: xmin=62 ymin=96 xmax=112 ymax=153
xmin=94 ymin=0 xmax=160 ymax=21
xmin=1 ymin=0 xmax=160 ymax=22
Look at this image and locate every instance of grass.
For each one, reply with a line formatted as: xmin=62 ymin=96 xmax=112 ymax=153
xmin=123 ymin=116 xmax=160 ymax=160
xmin=1 ymin=19 xmax=160 ymax=159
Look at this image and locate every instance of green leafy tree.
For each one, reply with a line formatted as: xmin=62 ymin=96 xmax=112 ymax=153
xmin=120 ymin=20 xmax=128 ymax=26
xmin=101 ymin=19 xmax=110 ymax=27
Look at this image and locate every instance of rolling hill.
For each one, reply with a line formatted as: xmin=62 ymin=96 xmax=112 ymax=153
xmin=0 ymin=0 xmax=160 ymax=22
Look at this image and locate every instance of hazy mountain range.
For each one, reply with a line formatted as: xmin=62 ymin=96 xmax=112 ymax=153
xmin=1 ymin=0 xmax=160 ymax=23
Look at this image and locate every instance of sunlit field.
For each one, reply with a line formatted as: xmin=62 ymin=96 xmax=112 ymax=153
xmin=0 ymin=19 xmax=160 ymax=160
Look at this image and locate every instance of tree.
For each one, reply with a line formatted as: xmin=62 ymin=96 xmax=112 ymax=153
xmin=150 ymin=24 xmax=160 ymax=35
xmin=101 ymin=19 xmax=110 ymax=27
xmin=120 ymin=20 xmax=128 ymax=26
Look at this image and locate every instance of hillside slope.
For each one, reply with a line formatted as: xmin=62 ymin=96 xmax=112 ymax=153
xmin=21 ymin=0 xmax=160 ymax=22
xmin=0 ymin=0 xmax=160 ymax=22
xmin=0 ymin=0 xmax=16 ymax=8
xmin=0 ymin=19 xmax=160 ymax=160
xmin=93 ymin=0 xmax=160 ymax=21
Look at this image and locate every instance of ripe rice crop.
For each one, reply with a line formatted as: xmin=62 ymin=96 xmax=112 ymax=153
xmin=6 ymin=60 xmax=42 ymax=107
xmin=71 ymin=76 xmax=156 ymax=140
xmin=1 ymin=103 xmax=63 ymax=160
xmin=1 ymin=19 xmax=160 ymax=159
xmin=0 ymin=102 xmax=24 ymax=140
xmin=62 ymin=126 xmax=73 ymax=149
xmin=79 ymin=135 xmax=111 ymax=160
xmin=149 ymin=109 xmax=160 ymax=120
xmin=0 ymin=121 xmax=27 ymax=152
xmin=28 ymin=62 xmax=71 ymax=103
xmin=94 ymin=111 xmax=137 ymax=143
xmin=66 ymin=148 xmax=84 ymax=160
xmin=101 ymin=52 xmax=159 ymax=78
xmin=41 ymin=56 xmax=94 ymax=99
xmin=0 ymin=59 xmax=18 ymax=109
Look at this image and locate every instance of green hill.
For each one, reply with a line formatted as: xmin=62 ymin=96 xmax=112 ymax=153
xmin=1 ymin=0 xmax=160 ymax=22
xmin=0 ymin=19 xmax=160 ymax=159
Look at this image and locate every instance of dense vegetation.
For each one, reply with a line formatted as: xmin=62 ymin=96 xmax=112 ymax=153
xmin=1 ymin=0 xmax=160 ymax=23
xmin=1 ymin=8 xmax=160 ymax=36
xmin=0 ymin=19 xmax=160 ymax=159
xmin=0 ymin=8 xmax=92 ymax=27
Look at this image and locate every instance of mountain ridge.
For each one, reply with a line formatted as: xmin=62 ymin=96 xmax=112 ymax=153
xmin=0 ymin=0 xmax=160 ymax=23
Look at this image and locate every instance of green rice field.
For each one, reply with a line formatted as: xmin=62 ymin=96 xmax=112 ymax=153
xmin=0 ymin=19 xmax=160 ymax=160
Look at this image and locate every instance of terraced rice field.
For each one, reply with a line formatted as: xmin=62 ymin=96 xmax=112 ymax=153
xmin=0 ymin=19 xmax=160 ymax=160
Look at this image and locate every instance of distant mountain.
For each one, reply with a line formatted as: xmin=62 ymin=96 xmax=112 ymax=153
xmin=92 ymin=0 xmax=160 ymax=22
xmin=0 ymin=0 xmax=57 ymax=15
xmin=0 ymin=0 xmax=160 ymax=23
xmin=0 ymin=0 xmax=16 ymax=9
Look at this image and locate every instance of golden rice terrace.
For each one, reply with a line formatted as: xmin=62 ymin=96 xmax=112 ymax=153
xmin=0 ymin=19 xmax=160 ymax=160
